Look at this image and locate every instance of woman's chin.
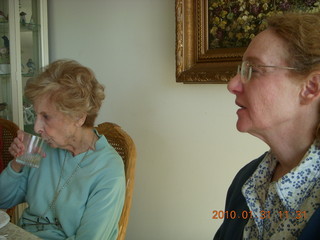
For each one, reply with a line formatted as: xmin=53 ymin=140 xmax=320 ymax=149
xmin=236 ymin=121 xmax=250 ymax=133
xmin=46 ymin=141 xmax=57 ymax=148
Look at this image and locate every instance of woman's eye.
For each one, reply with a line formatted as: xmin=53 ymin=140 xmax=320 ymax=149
xmin=251 ymin=66 xmax=261 ymax=73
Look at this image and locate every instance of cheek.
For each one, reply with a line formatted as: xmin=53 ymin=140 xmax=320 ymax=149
xmin=253 ymin=88 xmax=297 ymax=126
xmin=252 ymin=82 xmax=283 ymax=107
xmin=249 ymin=89 xmax=273 ymax=112
xmin=45 ymin=129 xmax=70 ymax=148
xmin=245 ymin=89 xmax=278 ymax=127
xmin=43 ymin=123 xmax=68 ymax=140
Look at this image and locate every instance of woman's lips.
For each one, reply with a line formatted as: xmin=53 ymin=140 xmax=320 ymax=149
xmin=41 ymin=136 xmax=51 ymax=144
xmin=235 ymin=101 xmax=246 ymax=109
xmin=235 ymin=101 xmax=247 ymax=115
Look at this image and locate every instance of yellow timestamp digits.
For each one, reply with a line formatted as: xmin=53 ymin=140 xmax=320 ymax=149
xmin=212 ymin=210 xmax=307 ymax=220
xmin=260 ymin=210 xmax=271 ymax=219
xmin=212 ymin=210 xmax=253 ymax=219
xmin=278 ymin=211 xmax=307 ymax=219
xmin=211 ymin=210 xmax=272 ymax=220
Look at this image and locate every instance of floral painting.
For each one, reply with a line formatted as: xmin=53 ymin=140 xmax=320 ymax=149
xmin=208 ymin=0 xmax=320 ymax=49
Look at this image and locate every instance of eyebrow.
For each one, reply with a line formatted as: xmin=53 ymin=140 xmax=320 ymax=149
xmin=243 ymin=56 xmax=264 ymax=65
xmin=33 ymin=111 xmax=48 ymax=116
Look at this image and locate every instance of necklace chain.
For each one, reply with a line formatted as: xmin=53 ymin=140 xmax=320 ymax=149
xmin=40 ymin=132 xmax=97 ymax=221
xmin=52 ymin=150 xmax=89 ymax=210
xmin=40 ymin=149 xmax=89 ymax=220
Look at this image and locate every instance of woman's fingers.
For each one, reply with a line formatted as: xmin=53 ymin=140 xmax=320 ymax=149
xmin=8 ymin=131 xmax=26 ymax=158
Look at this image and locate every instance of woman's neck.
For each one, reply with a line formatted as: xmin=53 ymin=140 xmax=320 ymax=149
xmin=67 ymin=128 xmax=98 ymax=156
xmin=269 ymin=135 xmax=314 ymax=181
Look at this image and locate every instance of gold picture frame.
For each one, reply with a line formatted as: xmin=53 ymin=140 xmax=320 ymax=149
xmin=176 ymin=0 xmax=242 ymax=84
xmin=175 ymin=0 xmax=320 ymax=84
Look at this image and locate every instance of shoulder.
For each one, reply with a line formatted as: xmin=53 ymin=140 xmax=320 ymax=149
xmin=213 ymin=153 xmax=267 ymax=240
xmin=228 ymin=152 xmax=267 ymax=192
xmin=234 ymin=153 xmax=266 ymax=182
xmin=224 ymin=152 xmax=267 ymax=207
xmin=85 ymin=135 xmax=125 ymax=177
xmin=95 ymin=135 xmax=123 ymax=163
xmin=299 ymin=207 xmax=320 ymax=239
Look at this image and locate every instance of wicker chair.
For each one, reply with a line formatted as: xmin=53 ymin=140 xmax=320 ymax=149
xmin=0 ymin=118 xmax=19 ymax=221
xmin=0 ymin=120 xmax=137 ymax=238
xmin=95 ymin=122 xmax=136 ymax=240
xmin=0 ymin=118 xmax=19 ymax=170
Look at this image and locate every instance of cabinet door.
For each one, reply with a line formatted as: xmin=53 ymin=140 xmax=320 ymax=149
xmin=0 ymin=0 xmax=48 ymax=132
xmin=0 ymin=0 xmax=12 ymax=121
xmin=20 ymin=0 xmax=48 ymax=133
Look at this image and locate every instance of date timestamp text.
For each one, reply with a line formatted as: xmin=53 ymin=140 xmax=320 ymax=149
xmin=212 ymin=210 xmax=307 ymax=220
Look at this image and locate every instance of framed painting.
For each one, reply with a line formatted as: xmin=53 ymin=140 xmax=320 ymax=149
xmin=175 ymin=0 xmax=320 ymax=84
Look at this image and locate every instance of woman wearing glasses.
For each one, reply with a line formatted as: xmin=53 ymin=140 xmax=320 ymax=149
xmin=0 ymin=60 xmax=125 ymax=240
xmin=214 ymin=12 xmax=320 ymax=240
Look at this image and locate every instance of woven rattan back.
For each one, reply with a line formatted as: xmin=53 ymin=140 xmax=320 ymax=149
xmin=0 ymin=118 xmax=19 ymax=170
xmin=0 ymin=118 xmax=19 ymax=221
xmin=95 ymin=122 xmax=136 ymax=240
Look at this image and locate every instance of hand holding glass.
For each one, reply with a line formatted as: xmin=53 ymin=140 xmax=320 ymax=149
xmin=16 ymin=133 xmax=45 ymax=168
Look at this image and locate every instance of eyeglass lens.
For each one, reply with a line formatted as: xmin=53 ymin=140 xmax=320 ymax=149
xmin=237 ymin=62 xmax=251 ymax=83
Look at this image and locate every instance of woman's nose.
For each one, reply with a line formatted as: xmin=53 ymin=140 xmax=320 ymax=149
xmin=227 ymin=73 xmax=242 ymax=94
xmin=33 ymin=116 xmax=43 ymax=135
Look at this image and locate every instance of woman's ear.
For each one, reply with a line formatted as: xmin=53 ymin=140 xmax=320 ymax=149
xmin=300 ymin=73 xmax=320 ymax=104
xmin=75 ymin=114 xmax=87 ymax=127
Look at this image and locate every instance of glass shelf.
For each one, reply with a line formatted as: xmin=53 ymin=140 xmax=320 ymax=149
xmin=0 ymin=22 xmax=40 ymax=32
xmin=0 ymin=73 xmax=35 ymax=77
xmin=0 ymin=0 xmax=48 ymax=130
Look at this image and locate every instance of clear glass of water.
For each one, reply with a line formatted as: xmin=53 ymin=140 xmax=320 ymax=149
xmin=16 ymin=132 xmax=45 ymax=168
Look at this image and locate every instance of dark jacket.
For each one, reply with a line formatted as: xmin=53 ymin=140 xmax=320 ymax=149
xmin=213 ymin=153 xmax=320 ymax=240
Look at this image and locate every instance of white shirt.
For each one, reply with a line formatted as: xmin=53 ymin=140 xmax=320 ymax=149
xmin=242 ymin=140 xmax=320 ymax=240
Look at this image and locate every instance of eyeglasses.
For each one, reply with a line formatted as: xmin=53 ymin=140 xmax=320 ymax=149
xmin=237 ymin=61 xmax=297 ymax=83
xmin=22 ymin=216 xmax=62 ymax=231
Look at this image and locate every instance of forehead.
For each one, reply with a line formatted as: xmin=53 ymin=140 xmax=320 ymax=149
xmin=33 ymin=95 xmax=58 ymax=114
xmin=244 ymin=29 xmax=289 ymax=65
xmin=33 ymin=96 xmax=75 ymax=122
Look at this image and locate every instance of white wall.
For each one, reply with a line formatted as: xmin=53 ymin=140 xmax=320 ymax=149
xmin=47 ymin=1 xmax=268 ymax=239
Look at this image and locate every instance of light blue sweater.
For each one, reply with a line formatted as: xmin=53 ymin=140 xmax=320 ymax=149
xmin=0 ymin=133 xmax=125 ymax=240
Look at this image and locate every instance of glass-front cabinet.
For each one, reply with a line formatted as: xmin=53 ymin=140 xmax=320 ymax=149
xmin=0 ymin=0 xmax=48 ymax=132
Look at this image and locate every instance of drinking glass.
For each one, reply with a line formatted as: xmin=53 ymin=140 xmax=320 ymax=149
xmin=16 ymin=133 xmax=45 ymax=168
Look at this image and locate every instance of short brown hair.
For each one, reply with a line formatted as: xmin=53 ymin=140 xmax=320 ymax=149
xmin=267 ymin=12 xmax=320 ymax=76
xmin=267 ymin=12 xmax=320 ymax=138
xmin=25 ymin=59 xmax=105 ymax=127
